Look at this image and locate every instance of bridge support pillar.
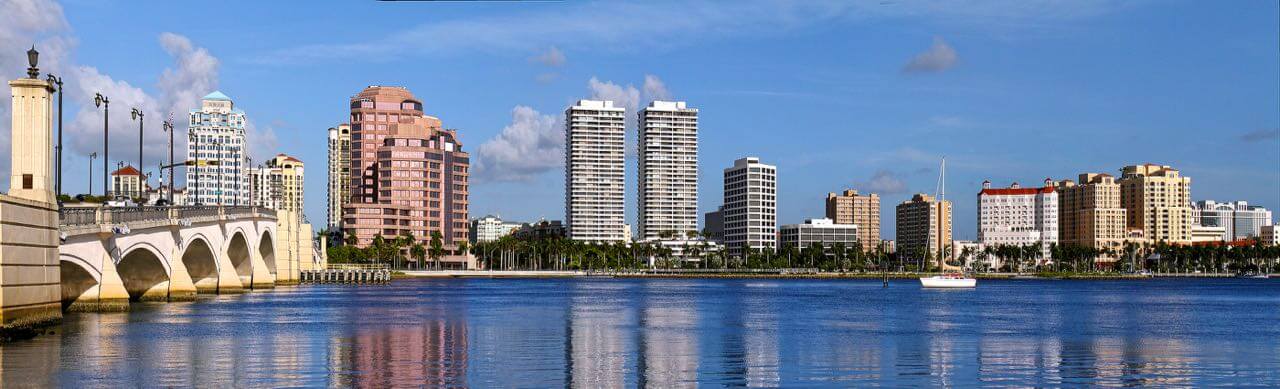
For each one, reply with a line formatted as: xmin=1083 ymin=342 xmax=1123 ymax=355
xmin=250 ymin=252 xmax=275 ymax=289
xmin=214 ymin=256 xmax=245 ymax=294
xmin=66 ymin=253 xmax=129 ymax=312
xmin=164 ymin=250 xmax=197 ymax=301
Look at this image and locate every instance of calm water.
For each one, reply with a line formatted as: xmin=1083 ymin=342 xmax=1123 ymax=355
xmin=2 ymin=278 xmax=1278 ymax=387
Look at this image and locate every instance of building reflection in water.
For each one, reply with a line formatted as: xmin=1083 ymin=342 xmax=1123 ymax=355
xmin=339 ymin=305 xmax=469 ymax=388
xmin=740 ymin=282 xmax=779 ymax=387
xmin=567 ymin=280 xmax=637 ymax=388
xmin=638 ymin=280 xmax=701 ymax=387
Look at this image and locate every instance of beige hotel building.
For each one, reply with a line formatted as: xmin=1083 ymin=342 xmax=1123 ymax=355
xmin=1119 ymin=164 xmax=1193 ymax=245
xmin=1057 ymin=173 xmax=1128 ymax=259
xmin=825 ymin=189 xmax=880 ymax=252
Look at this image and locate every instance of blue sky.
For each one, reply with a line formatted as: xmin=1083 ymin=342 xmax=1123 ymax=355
xmin=1 ymin=0 xmax=1277 ymax=239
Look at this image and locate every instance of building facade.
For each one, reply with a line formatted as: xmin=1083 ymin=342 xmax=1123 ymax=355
xmin=895 ymin=193 xmax=953 ymax=263
xmin=250 ymin=154 xmax=304 ymax=212
xmin=722 ymin=157 xmax=777 ymax=258
xmin=1119 ymin=164 xmax=1192 ymax=244
xmin=341 ymin=86 xmax=470 ymax=258
xmin=1191 ymin=200 xmax=1273 ymax=242
xmin=779 ymin=218 xmax=857 ymax=250
xmin=1261 ymin=225 xmax=1279 ymax=246
xmin=704 ymin=206 xmax=724 ymax=243
xmin=977 ymin=179 xmax=1058 ymax=259
xmin=824 ymin=189 xmax=880 ymax=252
xmin=637 ymin=101 xmax=699 ymax=241
xmin=564 ymin=100 xmax=626 ymax=243
xmin=470 ymin=215 xmax=523 ymax=243
xmin=187 ymin=91 xmax=248 ymax=206
xmin=1057 ymin=173 xmax=1128 ymax=258
xmin=109 ymin=165 xmax=145 ymax=198
xmin=327 ymin=124 xmax=352 ymax=230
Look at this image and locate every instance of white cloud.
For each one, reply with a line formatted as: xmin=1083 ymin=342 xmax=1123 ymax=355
xmin=245 ymin=120 xmax=280 ymax=163
xmin=529 ymin=46 xmax=566 ymax=67
xmin=65 ymin=32 xmax=220 ymax=179
xmin=643 ymin=74 xmax=672 ymax=101
xmin=858 ymin=170 xmax=908 ymax=195
xmin=474 ymin=106 xmax=563 ymax=182
xmin=902 ymin=37 xmax=957 ymax=73
xmin=535 ymin=72 xmax=559 ymax=84
xmin=588 ymin=77 xmax=641 ymax=113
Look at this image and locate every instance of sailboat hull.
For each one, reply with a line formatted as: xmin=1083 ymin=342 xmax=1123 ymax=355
xmin=920 ymin=276 xmax=976 ymax=288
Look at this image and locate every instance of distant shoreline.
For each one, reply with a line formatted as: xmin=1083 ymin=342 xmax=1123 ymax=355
xmin=394 ymin=270 xmax=1271 ymax=280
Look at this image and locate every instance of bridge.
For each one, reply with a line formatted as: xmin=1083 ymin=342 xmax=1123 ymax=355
xmin=57 ymin=205 xmax=317 ymax=310
xmin=0 ymin=55 xmax=324 ymax=336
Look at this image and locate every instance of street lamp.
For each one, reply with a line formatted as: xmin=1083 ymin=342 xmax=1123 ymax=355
xmin=26 ymin=46 xmax=39 ymax=79
xmin=130 ymin=108 xmax=144 ymax=199
xmin=94 ymin=93 xmax=109 ymax=197
xmin=163 ymin=117 xmax=174 ymax=205
xmin=46 ymin=74 xmax=62 ymax=198
xmin=88 ymin=152 xmax=97 ymax=196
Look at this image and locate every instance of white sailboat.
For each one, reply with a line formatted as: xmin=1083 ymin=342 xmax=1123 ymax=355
xmin=920 ymin=273 xmax=978 ymax=288
xmin=918 ymin=158 xmax=977 ymax=288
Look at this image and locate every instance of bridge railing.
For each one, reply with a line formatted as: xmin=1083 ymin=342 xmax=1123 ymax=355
xmin=58 ymin=205 xmax=278 ymax=227
xmin=58 ymin=207 xmax=99 ymax=226
xmin=107 ymin=206 xmax=171 ymax=224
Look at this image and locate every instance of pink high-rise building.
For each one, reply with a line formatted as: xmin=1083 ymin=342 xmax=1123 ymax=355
xmin=342 ymin=86 xmax=470 ymax=266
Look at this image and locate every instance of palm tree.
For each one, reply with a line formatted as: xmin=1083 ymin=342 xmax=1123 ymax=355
xmin=429 ymin=231 xmax=444 ymax=270
xmin=410 ymin=243 xmax=426 ymax=270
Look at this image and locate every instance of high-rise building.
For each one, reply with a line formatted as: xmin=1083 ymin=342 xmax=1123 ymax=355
xmin=109 ymin=165 xmax=145 ymax=198
xmin=779 ymin=218 xmax=857 ymax=250
xmin=824 ymin=189 xmax=880 ymax=252
xmin=637 ymin=101 xmax=699 ymax=241
xmin=977 ymin=179 xmax=1058 ymax=259
xmin=722 ymin=157 xmax=777 ymax=258
xmin=187 ymin=91 xmax=248 ymax=206
xmin=895 ymin=193 xmax=952 ymax=265
xmin=327 ymin=124 xmax=352 ymax=230
xmin=250 ymin=154 xmax=304 ymax=212
xmin=1057 ymin=173 xmax=1128 ymax=258
xmin=704 ymin=206 xmax=724 ymax=243
xmin=342 ymin=86 xmax=470 ymax=262
xmin=1191 ymin=200 xmax=1273 ymax=242
xmin=564 ymin=100 xmax=626 ymax=243
xmin=470 ymin=215 xmax=523 ymax=243
xmin=1119 ymin=164 xmax=1192 ymax=244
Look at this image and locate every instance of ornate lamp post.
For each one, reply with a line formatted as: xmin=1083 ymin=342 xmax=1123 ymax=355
xmin=45 ymin=74 xmax=63 ymax=198
xmin=94 ymin=93 xmax=109 ymax=197
xmin=130 ymin=108 xmax=144 ymax=199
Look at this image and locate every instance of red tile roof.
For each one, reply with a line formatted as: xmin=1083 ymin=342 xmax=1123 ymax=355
xmin=111 ymin=165 xmax=143 ymax=176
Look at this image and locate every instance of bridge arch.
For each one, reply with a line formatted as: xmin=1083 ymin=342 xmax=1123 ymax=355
xmin=116 ymin=245 xmax=171 ymax=301
xmin=226 ymin=230 xmax=253 ymax=285
xmin=182 ymin=235 xmax=221 ymax=293
xmin=259 ymin=230 xmax=276 ymax=275
xmin=59 ymin=253 xmax=100 ymax=310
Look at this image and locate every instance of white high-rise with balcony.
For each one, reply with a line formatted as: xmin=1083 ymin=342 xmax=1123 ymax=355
xmin=722 ymin=157 xmax=777 ymax=258
xmin=638 ymin=101 xmax=699 ymax=241
xmin=565 ymin=100 xmax=627 ymax=243
xmin=187 ymin=91 xmax=248 ymax=206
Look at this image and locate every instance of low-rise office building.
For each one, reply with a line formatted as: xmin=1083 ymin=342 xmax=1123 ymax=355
xmin=779 ymin=218 xmax=857 ymax=250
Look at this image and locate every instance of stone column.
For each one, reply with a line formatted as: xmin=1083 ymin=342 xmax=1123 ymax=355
xmin=0 ymin=76 xmax=60 ymax=338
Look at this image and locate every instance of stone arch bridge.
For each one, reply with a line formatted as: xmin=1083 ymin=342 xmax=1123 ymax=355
xmin=57 ymin=206 xmax=317 ymax=310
